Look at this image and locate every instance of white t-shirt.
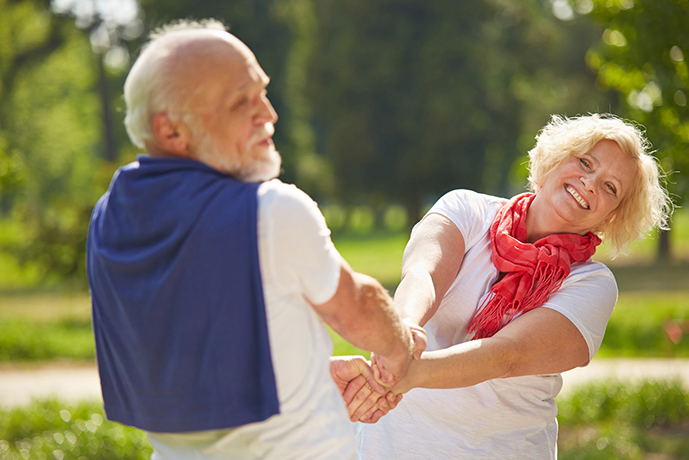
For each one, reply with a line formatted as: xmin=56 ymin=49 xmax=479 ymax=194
xmin=148 ymin=179 xmax=357 ymax=460
xmin=357 ymin=189 xmax=617 ymax=460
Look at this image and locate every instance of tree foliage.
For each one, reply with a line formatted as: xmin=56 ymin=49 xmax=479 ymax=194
xmin=0 ymin=1 xmax=110 ymax=284
xmin=577 ymin=0 xmax=689 ymax=260
xmin=7 ymin=0 xmax=681 ymax=284
xmin=304 ymin=0 xmax=613 ymax=221
xmin=583 ymin=0 xmax=688 ymax=204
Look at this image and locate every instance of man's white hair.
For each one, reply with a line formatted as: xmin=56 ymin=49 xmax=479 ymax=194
xmin=123 ymin=19 xmax=227 ymax=148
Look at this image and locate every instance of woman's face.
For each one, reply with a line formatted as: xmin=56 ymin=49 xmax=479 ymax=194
xmin=536 ymin=139 xmax=637 ymax=236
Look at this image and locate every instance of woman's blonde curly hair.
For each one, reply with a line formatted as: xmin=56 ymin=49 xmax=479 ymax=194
xmin=528 ymin=113 xmax=673 ymax=256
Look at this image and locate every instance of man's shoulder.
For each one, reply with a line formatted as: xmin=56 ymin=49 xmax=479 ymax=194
xmin=257 ymin=179 xmax=315 ymax=209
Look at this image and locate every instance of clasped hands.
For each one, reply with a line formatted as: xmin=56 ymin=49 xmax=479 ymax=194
xmin=330 ymin=321 xmax=427 ymax=423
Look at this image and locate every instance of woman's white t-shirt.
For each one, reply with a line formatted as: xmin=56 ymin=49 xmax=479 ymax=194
xmin=357 ymin=189 xmax=618 ymax=460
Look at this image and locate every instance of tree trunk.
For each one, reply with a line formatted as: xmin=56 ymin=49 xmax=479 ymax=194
xmin=97 ymin=53 xmax=117 ymax=162
xmin=656 ymin=227 xmax=672 ymax=264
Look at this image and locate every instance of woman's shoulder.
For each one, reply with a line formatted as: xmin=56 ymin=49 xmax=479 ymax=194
xmin=564 ymin=258 xmax=617 ymax=292
xmin=433 ymin=189 xmax=506 ymax=219
xmin=439 ymin=189 xmax=507 ymax=205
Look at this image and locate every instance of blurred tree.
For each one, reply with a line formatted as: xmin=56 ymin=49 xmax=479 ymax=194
xmin=0 ymin=20 xmax=108 ymax=282
xmin=0 ymin=0 xmax=68 ymax=201
xmin=581 ymin=0 xmax=689 ymax=261
xmin=50 ymin=0 xmax=145 ymax=163
xmin=0 ymin=0 xmax=96 ymax=284
xmin=305 ymin=0 xmax=612 ymax=225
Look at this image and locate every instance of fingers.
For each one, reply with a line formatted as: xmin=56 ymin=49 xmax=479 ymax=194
xmin=371 ymin=353 xmax=401 ymax=387
xmin=370 ymin=323 xmax=427 ymax=387
xmin=342 ymin=374 xmax=367 ymax=406
xmin=410 ymin=325 xmax=428 ymax=360
xmin=402 ymin=320 xmax=427 ymax=360
xmin=347 ymin=382 xmax=381 ymax=421
xmin=357 ymin=392 xmax=404 ymax=424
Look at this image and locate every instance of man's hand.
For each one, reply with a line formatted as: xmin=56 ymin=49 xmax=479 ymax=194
xmin=329 ymin=356 xmax=402 ymax=422
xmin=330 ymin=355 xmax=384 ymax=395
xmin=371 ymin=321 xmax=427 ymax=387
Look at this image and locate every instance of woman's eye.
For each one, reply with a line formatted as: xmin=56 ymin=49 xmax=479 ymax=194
xmin=579 ymin=158 xmax=590 ymax=168
xmin=606 ymin=183 xmax=617 ymax=195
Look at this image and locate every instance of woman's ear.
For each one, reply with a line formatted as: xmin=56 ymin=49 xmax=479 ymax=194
xmin=150 ymin=112 xmax=193 ymax=157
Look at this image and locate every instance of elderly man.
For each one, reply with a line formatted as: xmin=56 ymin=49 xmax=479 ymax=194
xmin=86 ymin=20 xmax=417 ymax=459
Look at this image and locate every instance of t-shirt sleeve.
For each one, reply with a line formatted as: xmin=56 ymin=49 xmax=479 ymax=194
xmin=540 ymin=262 xmax=618 ymax=362
xmin=417 ymin=189 xmax=503 ymax=250
xmin=257 ymin=180 xmax=342 ymax=306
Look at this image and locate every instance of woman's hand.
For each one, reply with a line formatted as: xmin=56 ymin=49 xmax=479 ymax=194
xmin=370 ymin=321 xmax=427 ymax=387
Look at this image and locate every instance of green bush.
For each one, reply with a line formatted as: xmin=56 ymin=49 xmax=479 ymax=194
xmin=0 ymin=400 xmax=152 ymax=460
xmin=597 ymin=290 xmax=689 ymax=358
xmin=2 ymin=380 xmax=688 ymax=459
xmin=558 ymin=380 xmax=689 ymax=459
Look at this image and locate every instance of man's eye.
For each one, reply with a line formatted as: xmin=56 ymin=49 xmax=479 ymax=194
xmin=233 ymin=98 xmax=248 ymax=109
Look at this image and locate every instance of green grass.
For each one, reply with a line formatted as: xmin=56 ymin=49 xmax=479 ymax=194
xmin=0 ymin=318 xmax=94 ymax=361
xmin=3 ymin=261 xmax=689 ymax=363
xmin=0 ymin=293 xmax=95 ymax=362
xmin=332 ymin=231 xmax=409 ymax=289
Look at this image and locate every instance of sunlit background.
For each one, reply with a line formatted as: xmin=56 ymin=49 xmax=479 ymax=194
xmin=0 ymin=1 xmax=688 ymax=458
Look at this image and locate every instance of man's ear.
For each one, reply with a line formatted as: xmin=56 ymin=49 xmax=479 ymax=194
xmin=151 ymin=112 xmax=192 ymax=157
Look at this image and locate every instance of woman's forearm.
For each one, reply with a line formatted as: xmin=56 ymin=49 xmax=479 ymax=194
xmin=395 ymin=307 xmax=590 ymax=394
xmin=396 ymin=336 xmax=515 ymax=393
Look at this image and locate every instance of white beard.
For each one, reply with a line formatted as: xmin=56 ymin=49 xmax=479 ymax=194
xmin=194 ymin=128 xmax=282 ymax=182
xmin=235 ymin=145 xmax=282 ymax=183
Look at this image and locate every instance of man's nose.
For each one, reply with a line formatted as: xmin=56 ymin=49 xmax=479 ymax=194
xmin=256 ymin=95 xmax=278 ymax=124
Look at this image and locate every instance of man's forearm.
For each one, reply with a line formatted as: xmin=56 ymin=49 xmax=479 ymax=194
xmin=331 ymin=271 xmax=411 ymax=359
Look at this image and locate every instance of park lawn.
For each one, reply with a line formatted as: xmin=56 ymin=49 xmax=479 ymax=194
xmin=2 ymin=288 xmax=688 ymax=362
xmin=2 ymin=270 xmax=689 ymax=363
xmin=332 ymin=231 xmax=408 ymax=289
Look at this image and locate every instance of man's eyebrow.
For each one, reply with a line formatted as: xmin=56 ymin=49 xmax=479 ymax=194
xmin=233 ymin=76 xmax=270 ymax=95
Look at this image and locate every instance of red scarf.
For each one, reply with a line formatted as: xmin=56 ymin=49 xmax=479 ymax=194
xmin=467 ymin=193 xmax=601 ymax=340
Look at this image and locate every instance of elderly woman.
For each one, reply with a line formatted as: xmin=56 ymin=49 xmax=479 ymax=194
xmin=336 ymin=114 xmax=672 ymax=459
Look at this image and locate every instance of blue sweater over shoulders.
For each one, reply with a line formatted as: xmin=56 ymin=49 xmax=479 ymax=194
xmin=86 ymin=156 xmax=279 ymax=433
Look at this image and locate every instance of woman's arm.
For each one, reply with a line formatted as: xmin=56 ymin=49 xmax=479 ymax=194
xmin=393 ymin=306 xmax=589 ymax=393
xmin=351 ymin=306 xmax=589 ymax=422
xmin=394 ymin=213 xmax=466 ymax=326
